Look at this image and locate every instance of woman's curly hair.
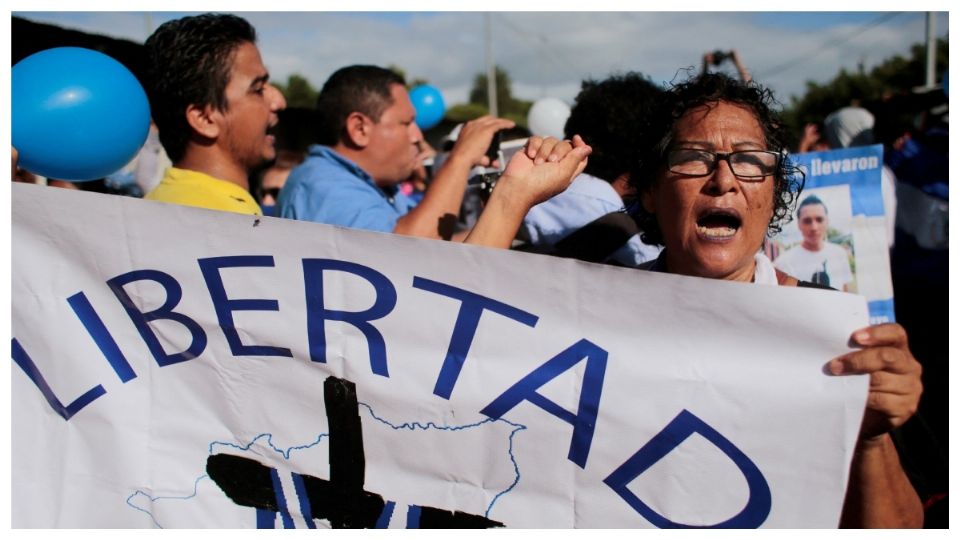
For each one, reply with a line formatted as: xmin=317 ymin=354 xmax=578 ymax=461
xmin=629 ymin=72 xmax=805 ymax=246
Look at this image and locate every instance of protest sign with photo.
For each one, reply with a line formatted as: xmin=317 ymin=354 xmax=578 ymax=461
xmin=770 ymin=145 xmax=895 ymax=324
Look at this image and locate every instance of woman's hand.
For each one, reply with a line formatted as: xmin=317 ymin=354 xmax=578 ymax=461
xmin=464 ymin=135 xmax=590 ymax=248
xmin=498 ymin=135 xmax=591 ymax=208
xmin=828 ymin=323 xmax=922 ymax=440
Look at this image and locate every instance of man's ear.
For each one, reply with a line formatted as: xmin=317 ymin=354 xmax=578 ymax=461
xmin=343 ymin=112 xmax=371 ymax=148
xmin=185 ymin=103 xmax=221 ymax=139
xmin=641 ymin=186 xmax=656 ymax=214
xmin=611 ymin=173 xmax=636 ymax=200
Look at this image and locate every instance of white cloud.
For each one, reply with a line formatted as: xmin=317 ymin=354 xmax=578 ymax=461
xmin=14 ymin=11 xmax=949 ymax=107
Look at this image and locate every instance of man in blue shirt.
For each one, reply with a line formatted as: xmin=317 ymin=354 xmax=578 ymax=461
xmin=279 ymin=65 xmax=512 ymax=240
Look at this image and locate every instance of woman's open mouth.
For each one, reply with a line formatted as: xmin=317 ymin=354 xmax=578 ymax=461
xmin=696 ymin=208 xmax=742 ymax=239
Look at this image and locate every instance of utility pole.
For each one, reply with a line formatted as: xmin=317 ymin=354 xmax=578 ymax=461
xmin=485 ymin=13 xmax=498 ymax=117
xmin=144 ymin=12 xmax=153 ymax=41
xmin=925 ymin=12 xmax=937 ymax=88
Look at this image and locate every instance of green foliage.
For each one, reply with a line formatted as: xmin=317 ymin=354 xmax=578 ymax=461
xmin=782 ymin=37 xmax=948 ymax=138
xmin=466 ymin=65 xmax=533 ymax=126
xmin=387 ymin=64 xmax=407 ymax=80
xmin=386 ymin=64 xmax=429 ymax=89
xmin=274 ymin=74 xmax=319 ymax=109
xmin=445 ymin=102 xmax=489 ymax=122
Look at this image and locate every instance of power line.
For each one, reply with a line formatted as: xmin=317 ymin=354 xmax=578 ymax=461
xmin=492 ymin=13 xmax=580 ymax=81
xmin=754 ymin=12 xmax=904 ymax=81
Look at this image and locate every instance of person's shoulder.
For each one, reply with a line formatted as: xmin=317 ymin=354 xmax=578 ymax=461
xmin=824 ymin=242 xmax=848 ymax=256
xmin=285 ymin=158 xmax=368 ymax=197
xmin=565 ymin=174 xmax=622 ymax=205
xmin=773 ymin=245 xmax=801 ymax=265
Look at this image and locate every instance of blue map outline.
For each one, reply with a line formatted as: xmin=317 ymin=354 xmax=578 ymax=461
xmin=125 ymin=403 xmax=527 ymax=528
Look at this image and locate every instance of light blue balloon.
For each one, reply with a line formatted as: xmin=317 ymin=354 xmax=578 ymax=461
xmin=409 ymin=85 xmax=446 ymax=130
xmin=13 ymin=47 xmax=151 ymax=181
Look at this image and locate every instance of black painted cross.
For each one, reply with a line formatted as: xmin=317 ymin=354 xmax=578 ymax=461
xmin=206 ymin=376 xmax=504 ymax=528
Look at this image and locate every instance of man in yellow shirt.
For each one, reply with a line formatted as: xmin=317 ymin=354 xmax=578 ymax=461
xmin=142 ymin=14 xmax=286 ymax=215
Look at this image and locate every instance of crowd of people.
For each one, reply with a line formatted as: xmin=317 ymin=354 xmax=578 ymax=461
xmin=11 ymin=12 xmax=947 ymax=528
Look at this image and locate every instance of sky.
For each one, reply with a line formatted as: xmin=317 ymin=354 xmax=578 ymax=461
xmin=10 ymin=6 xmax=951 ymax=110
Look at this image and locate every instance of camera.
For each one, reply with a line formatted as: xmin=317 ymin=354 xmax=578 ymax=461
xmin=485 ymin=130 xmax=502 ymax=163
xmin=465 ymin=130 xmax=504 ymax=202
xmin=711 ymin=50 xmax=731 ymax=66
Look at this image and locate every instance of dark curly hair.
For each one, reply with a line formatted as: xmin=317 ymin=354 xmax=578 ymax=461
xmin=630 ymin=72 xmax=805 ymax=245
xmin=564 ymin=72 xmax=664 ymax=182
xmin=144 ymin=13 xmax=257 ymax=163
xmin=314 ymin=65 xmax=406 ymax=146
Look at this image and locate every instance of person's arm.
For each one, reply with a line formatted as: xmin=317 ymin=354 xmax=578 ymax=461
xmin=393 ymin=116 xmax=514 ymax=239
xmin=466 ymin=135 xmax=591 ymax=248
xmin=730 ymin=50 xmax=751 ymax=83
xmin=829 ymin=323 xmax=924 ymax=527
xmin=701 ymin=52 xmax=714 ymax=76
xmin=798 ymin=123 xmax=822 ymax=153
xmin=840 ymin=434 xmax=923 ymax=527
xmin=12 ymin=146 xmax=18 ymax=180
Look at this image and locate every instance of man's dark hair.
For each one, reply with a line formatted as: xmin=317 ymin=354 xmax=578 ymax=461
xmin=314 ymin=65 xmax=406 ymax=146
xmin=564 ymin=72 xmax=663 ymax=182
xmin=630 ymin=72 xmax=805 ymax=245
xmin=797 ymin=194 xmax=827 ymax=217
xmin=144 ymin=13 xmax=257 ymax=162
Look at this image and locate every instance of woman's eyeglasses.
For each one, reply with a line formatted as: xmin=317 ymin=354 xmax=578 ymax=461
xmin=666 ymin=149 xmax=779 ymax=181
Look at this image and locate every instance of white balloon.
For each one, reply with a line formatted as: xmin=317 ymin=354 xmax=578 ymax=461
xmin=527 ymin=97 xmax=571 ymax=139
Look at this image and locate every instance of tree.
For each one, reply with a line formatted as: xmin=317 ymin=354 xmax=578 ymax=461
xmin=274 ymin=74 xmax=318 ymax=109
xmin=782 ymin=37 xmax=948 ymax=138
xmin=467 ymin=65 xmax=532 ymax=126
xmin=387 ymin=64 xmax=428 ymax=89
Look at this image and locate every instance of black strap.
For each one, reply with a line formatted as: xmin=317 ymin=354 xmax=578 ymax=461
xmin=796 ymin=280 xmax=836 ymax=290
xmin=551 ymin=211 xmax=640 ymax=264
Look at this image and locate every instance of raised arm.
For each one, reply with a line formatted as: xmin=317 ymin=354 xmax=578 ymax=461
xmin=830 ymin=323 xmax=924 ymax=527
xmin=730 ymin=50 xmax=752 ymax=83
xmin=393 ymin=115 xmax=514 ymax=239
xmin=465 ymin=135 xmax=591 ymax=248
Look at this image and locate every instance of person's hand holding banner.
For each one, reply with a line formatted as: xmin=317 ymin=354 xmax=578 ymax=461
xmin=830 ymin=323 xmax=922 ymax=440
xmin=830 ymin=322 xmax=923 ymax=528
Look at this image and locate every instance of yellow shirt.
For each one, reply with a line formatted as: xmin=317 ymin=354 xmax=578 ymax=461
xmin=145 ymin=167 xmax=262 ymax=215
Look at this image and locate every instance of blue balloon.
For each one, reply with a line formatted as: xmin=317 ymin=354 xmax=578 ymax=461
xmin=13 ymin=47 xmax=151 ymax=181
xmin=409 ymin=85 xmax=446 ymax=130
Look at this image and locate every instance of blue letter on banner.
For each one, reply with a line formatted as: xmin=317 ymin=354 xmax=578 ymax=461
xmin=11 ymin=338 xmax=106 ymax=420
xmin=302 ymin=259 xmax=397 ymax=377
xmin=67 ymin=291 xmax=137 ymax=383
xmin=198 ymin=256 xmax=293 ymax=358
xmin=603 ymin=409 xmax=771 ymax=528
xmin=412 ymin=276 xmax=538 ymax=399
xmin=480 ymin=338 xmax=606 ymax=468
xmin=107 ymin=269 xmax=207 ymax=366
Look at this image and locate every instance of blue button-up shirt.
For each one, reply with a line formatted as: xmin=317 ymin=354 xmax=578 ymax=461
xmin=278 ymin=145 xmax=417 ymax=233
xmin=520 ymin=173 xmax=661 ymax=266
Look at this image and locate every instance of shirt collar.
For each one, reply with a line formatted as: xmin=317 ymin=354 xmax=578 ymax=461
xmin=310 ymin=145 xmax=401 ymax=200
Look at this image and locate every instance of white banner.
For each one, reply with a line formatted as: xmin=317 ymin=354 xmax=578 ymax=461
xmin=12 ymin=183 xmax=869 ymax=528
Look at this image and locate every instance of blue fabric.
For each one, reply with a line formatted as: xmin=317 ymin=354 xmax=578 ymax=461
xmin=884 ymin=133 xmax=948 ymax=201
xmin=520 ymin=174 xmax=661 ymax=266
xmin=278 ymin=145 xmax=417 ymax=233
